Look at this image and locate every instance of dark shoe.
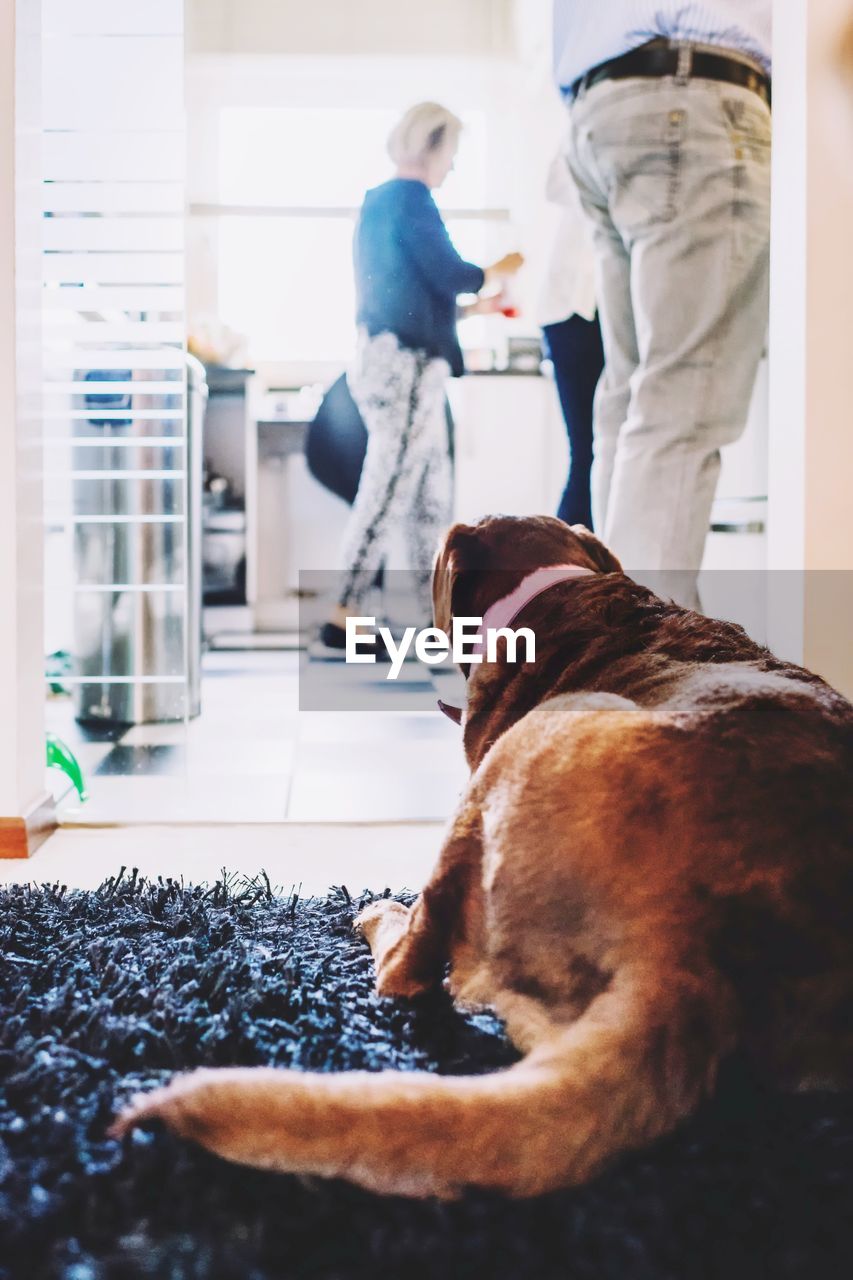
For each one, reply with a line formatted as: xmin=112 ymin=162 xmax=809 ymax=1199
xmin=316 ymin=621 xmax=391 ymax=662
xmin=319 ymin=622 xmax=347 ymax=650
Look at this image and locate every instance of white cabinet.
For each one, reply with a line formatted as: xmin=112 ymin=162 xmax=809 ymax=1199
xmin=449 ymin=373 xmax=566 ymax=524
xmin=716 ymin=356 xmax=769 ymax=502
xmin=250 ymin=423 xmax=348 ymax=633
xmin=703 ymin=355 xmax=769 ymax=571
xmin=248 ymin=370 xmax=568 ymax=630
xmin=700 ymin=356 xmax=769 ymax=641
xmin=449 ymin=361 xmax=770 ymax=558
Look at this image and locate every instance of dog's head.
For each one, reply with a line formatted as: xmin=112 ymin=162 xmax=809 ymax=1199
xmin=432 ymin=514 xmax=621 ymax=642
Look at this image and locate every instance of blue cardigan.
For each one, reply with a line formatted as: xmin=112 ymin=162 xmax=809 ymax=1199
xmin=353 ymin=178 xmax=485 ymax=377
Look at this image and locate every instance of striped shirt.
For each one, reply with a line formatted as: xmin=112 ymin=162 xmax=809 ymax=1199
xmin=553 ymin=1 xmax=772 ymax=92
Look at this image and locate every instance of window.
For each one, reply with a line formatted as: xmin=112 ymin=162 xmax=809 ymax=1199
xmin=211 ymin=104 xmax=502 ymax=363
xmin=218 ymin=214 xmax=357 ymax=363
xmin=218 ymin=105 xmax=488 ymax=211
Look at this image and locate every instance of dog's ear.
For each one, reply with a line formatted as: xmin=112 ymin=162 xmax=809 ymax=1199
xmin=437 ymin=699 xmax=463 ymax=725
xmin=432 ymin=523 xmax=479 ymax=634
xmin=569 ymin=525 xmax=623 ymax=574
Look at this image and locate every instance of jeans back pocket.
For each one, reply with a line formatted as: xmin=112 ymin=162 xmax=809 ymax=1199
xmin=599 ymin=102 xmax=687 ymax=240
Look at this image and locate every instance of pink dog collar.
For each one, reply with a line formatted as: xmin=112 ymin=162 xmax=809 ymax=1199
xmin=437 ymin=564 xmax=594 ymax=723
xmin=469 ymin=564 xmax=595 ymax=657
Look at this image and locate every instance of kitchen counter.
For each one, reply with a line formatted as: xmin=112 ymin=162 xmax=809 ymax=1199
xmin=465 ymin=367 xmax=543 ymax=377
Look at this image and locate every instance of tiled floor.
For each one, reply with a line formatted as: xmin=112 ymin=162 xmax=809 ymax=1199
xmin=46 ymin=637 xmax=469 ymax=825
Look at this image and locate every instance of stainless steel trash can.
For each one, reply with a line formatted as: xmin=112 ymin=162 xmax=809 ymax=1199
xmin=73 ymin=355 xmax=208 ymax=726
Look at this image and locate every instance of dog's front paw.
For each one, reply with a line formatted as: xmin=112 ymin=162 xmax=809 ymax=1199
xmin=109 ymin=1070 xmax=224 ymax=1146
xmin=110 ymin=1068 xmax=309 ymax=1172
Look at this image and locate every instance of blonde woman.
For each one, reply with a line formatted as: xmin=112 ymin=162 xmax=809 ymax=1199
xmin=320 ymin=102 xmax=522 ymax=653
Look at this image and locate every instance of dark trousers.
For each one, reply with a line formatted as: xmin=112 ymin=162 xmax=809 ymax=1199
xmin=542 ymin=313 xmax=605 ymax=530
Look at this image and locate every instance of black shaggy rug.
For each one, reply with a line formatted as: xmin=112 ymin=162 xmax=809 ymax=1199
xmin=1 ymin=872 xmax=852 ymax=1280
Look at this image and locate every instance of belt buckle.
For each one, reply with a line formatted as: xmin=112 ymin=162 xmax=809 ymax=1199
xmin=572 ymin=71 xmax=591 ymax=103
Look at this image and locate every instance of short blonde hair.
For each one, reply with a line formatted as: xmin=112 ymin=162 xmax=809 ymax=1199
xmin=386 ymin=102 xmax=463 ymax=168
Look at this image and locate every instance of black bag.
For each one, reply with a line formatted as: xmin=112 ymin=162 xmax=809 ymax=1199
xmin=306 ymin=371 xmax=456 ymax=508
xmin=305 ymin=373 xmax=368 ymax=506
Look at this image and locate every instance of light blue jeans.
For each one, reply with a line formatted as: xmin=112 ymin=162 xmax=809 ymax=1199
xmin=566 ymin=74 xmax=771 ymax=599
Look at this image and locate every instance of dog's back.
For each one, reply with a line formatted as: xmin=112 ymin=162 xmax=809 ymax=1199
xmin=468 ymin=586 xmax=853 ymax=1094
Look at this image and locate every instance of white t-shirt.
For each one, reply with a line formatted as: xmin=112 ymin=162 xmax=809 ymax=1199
xmin=537 ymin=150 xmax=597 ymax=328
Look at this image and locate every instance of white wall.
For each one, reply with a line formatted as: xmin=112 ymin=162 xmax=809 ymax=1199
xmin=0 ymin=0 xmax=44 ymax=817
xmin=186 ymin=0 xmax=513 ymax=58
xmin=769 ymin=0 xmax=853 ymax=696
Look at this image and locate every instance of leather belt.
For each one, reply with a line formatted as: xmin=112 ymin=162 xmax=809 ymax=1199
xmin=569 ymin=39 xmax=771 ymax=109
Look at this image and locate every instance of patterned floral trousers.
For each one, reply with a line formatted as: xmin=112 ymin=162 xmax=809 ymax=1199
xmin=338 ymin=330 xmax=452 ymax=622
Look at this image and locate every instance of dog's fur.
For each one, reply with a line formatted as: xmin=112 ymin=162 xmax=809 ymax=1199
xmin=113 ymin=517 xmax=853 ymax=1198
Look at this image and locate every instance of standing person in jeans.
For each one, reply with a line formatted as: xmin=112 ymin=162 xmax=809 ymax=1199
xmin=539 ymin=149 xmax=604 ymax=529
xmin=320 ymin=102 xmax=522 ymax=653
xmin=554 ymin=3 xmax=772 ymax=604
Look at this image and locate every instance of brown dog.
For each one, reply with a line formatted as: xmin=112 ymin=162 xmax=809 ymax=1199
xmin=112 ymin=516 xmax=853 ymax=1198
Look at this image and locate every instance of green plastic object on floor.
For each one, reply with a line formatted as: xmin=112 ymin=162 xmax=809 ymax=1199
xmin=45 ymin=649 xmax=72 ymax=696
xmin=46 ymin=733 xmax=89 ymax=802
